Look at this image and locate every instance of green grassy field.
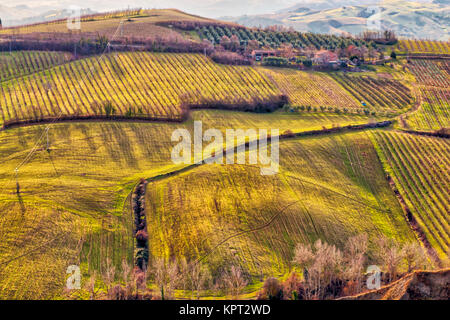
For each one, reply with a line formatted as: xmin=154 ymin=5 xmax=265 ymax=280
xmin=0 ymin=108 xmax=381 ymax=299
xmin=145 ymin=131 xmax=416 ymax=284
xmin=0 ymin=121 xmax=184 ymax=299
xmin=0 ymin=51 xmax=73 ymax=82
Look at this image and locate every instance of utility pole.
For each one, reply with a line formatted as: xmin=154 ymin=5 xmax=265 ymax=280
xmin=46 ymin=127 xmax=50 ymax=152
xmin=15 ymin=168 xmax=20 ymax=194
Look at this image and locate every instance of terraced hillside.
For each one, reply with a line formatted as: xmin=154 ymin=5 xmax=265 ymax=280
xmin=145 ymin=132 xmax=415 ymax=278
xmin=0 ymin=52 xmax=280 ymax=126
xmin=372 ymin=131 xmax=449 ymax=259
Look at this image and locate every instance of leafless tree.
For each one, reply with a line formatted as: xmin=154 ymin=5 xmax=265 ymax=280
xmin=103 ymin=258 xmax=116 ymax=298
xmin=220 ymin=265 xmax=248 ymax=299
xmin=292 ymin=239 xmax=343 ymax=299
xmin=375 ymin=236 xmax=403 ymax=282
xmin=153 ymin=258 xmax=180 ymax=300
xmin=85 ymin=271 xmax=99 ymax=300
xmin=189 ymin=263 xmax=212 ymax=299
xmin=401 ymin=242 xmax=430 ymax=272
xmin=343 ymin=234 xmax=368 ymax=295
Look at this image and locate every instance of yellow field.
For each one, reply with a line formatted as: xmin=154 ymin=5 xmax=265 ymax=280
xmin=406 ymin=88 xmax=450 ymax=131
xmin=261 ymin=68 xmax=361 ymax=110
xmin=145 ymin=132 xmax=415 ymax=279
xmin=330 ymin=73 xmax=413 ymax=113
xmin=0 ymin=108 xmax=380 ymax=299
xmin=396 ymin=40 xmax=450 ymax=54
xmin=0 ymin=52 xmax=280 ymax=126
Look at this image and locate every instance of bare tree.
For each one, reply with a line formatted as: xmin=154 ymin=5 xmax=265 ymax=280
xmin=153 ymin=258 xmax=180 ymax=300
xmin=401 ymin=242 xmax=430 ymax=272
xmin=221 ymin=265 xmax=248 ymax=299
xmin=375 ymin=236 xmax=403 ymax=282
xmin=292 ymin=242 xmax=314 ymax=271
xmin=103 ymin=258 xmax=116 ymax=298
xmin=85 ymin=272 xmax=99 ymax=300
xmin=343 ymin=234 xmax=368 ymax=295
xmin=189 ymin=263 xmax=212 ymax=299
xmin=292 ymin=239 xmax=343 ymax=299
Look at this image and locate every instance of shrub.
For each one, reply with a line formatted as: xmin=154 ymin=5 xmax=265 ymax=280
xmin=211 ymin=51 xmax=252 ymax=65
xmin=302 ymin=59 xmax=312 ymax=68
xmin=136 ymin=230 xmax=148 ymax=247
xmin=262 ymin=56 xmax=289 ymax=67
xmin=257 ymin=277 xmax=283 ymax=300
xmin=390 ymin=51 xmax=397 ymax=59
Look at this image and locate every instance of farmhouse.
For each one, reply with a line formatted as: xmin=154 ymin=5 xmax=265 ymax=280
xmin=251 ymin=49 xmax=277 ymax=61
xmin=313 ymin=50 xmax=339 ymax=64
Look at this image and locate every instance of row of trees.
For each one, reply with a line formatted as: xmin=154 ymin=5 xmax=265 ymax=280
xmin=77 ymin=234 xmax=445 ymax=300
xmin=198 ymin=25 xmax=369 ymax=51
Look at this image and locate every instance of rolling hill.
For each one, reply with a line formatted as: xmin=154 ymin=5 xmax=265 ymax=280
xmin=224 ymin=0 xmax=450 ymax=41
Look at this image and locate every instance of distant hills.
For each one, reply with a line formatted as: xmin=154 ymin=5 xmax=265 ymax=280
xmin=1 ymin=0 xmax=448 ymax=41
xmin=0 ymin=4 xmax=96 ymax=27
xmin=222 ymin=0 xmax=450 ymax=41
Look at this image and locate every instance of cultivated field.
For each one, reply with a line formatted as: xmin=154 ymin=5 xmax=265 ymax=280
xmin=261 ymin=68 xmax=361 ymax=111
xmin=396 ymin=40 xmax=450 ymax=54
xmin=330 ymin=74 xmax=413 ymax=113
xmin=372 ymin=131 xmax=449 ymax=259
xmin=146 ymin=132 xmax=415 ymax=280
xmin=0 ymin=51 xmax=73 ymax=82
xmin=0 ymin=108 xmax=380 ymax=299
xmin=0 ymin=121 xmax=186 ymax=299
xmin=0 ymin=7 xmax=448 ymax=300
xmin=0 ymin=52 xmax=280 ymax=126
xmin=408 ymin=59 xmax=450 ymax=87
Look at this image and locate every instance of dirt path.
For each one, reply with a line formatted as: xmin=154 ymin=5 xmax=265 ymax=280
xmin=398 ymin=83 xmax=423 ymax=129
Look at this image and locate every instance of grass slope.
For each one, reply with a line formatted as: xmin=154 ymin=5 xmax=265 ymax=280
xmin=145 ymin=131 xmax=415 ymax=281
xmin=0 ymin=9 xmax=216 ymax=37
xmin=0 ymin=109 xmax=378 ymax=299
